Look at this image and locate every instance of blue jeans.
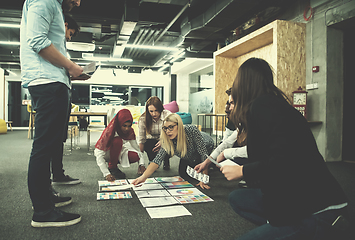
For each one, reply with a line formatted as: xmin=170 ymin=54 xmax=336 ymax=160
xmin=28 ymin=82 xmax=70 ymax=212
xmin=229 ymin=188 xmax=345 ymax=240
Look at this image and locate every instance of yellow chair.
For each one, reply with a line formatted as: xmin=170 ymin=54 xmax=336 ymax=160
xmin=27 ymin=104 xmax=36 ymax=139
xmin=0 ymin=119 xmax=7 ymax=134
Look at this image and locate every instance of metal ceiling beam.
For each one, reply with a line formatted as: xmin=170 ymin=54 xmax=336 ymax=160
xmin=153 ymin=1 xmax=190 ymax=44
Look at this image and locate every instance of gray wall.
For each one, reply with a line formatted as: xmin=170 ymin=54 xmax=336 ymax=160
xmin=282 ymin=0 xmax=354 ymax=161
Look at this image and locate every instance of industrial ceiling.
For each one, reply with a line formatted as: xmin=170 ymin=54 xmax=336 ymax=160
xmin=0 ymin=0 xmax=293 ymax=73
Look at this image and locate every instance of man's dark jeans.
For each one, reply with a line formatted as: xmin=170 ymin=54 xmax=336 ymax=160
xmin=28 ymin=82 xmax=70 ymax=212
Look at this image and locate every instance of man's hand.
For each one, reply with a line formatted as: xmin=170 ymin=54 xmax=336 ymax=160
xmin=68 ymin=62 xmax=83 ymax=78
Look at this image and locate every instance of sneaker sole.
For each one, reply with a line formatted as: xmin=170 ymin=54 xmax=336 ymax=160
xmin=31 ymin=216 xmax=81 ymax=228
xmin=52 ymin=180 xmax=81 ymax=185
xmin=55 ymin=198 xmax=72 ymax=208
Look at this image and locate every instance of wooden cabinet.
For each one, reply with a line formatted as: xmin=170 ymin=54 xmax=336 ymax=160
xmin=214 ymin=20 xmax=306 ymax=121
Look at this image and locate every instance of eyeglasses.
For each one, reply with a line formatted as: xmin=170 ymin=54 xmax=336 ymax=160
xmin=162 ymin=124 xmax=177 ymax=132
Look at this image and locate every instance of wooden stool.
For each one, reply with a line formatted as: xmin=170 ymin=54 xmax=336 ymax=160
xmin=6 ymin=121 xmax=13 ymax=131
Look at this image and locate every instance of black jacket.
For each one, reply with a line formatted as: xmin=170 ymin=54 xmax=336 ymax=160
xmin=242 ymin=94 xmax=347 ymax=226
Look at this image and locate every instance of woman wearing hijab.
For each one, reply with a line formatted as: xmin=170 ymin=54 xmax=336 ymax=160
xmin=95 ymin=109 xmax=146 ymax=181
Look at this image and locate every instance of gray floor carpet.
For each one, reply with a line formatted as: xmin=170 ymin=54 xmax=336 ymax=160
xmin=0 ymin=130 xmax=354 ymax=240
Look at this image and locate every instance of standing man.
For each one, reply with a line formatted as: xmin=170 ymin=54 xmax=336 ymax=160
xmin=20 ymin=0 xmax=83 ymax=227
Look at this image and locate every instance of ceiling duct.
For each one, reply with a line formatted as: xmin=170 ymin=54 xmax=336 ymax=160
xmin=180 ymin=0 xmax=235 ymax=39
xmin=113 ymin=0 xmax=139 ymax=58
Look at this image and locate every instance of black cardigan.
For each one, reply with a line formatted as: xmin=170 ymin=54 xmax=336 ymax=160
xmin=242 ymin=94 xmax=347 ymax=226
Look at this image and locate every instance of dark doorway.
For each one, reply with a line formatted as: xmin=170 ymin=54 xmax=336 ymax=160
xmin=341 ymin=19 xmax=355 ymax=162
xmin=8 ymin=81 xmax=28 ymax=127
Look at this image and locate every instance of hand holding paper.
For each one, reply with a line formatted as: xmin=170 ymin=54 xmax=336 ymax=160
xmin=71 ymin=61 xmax=98 ymax=80
xmin=205 ymin=154 xmax=222 ymax=167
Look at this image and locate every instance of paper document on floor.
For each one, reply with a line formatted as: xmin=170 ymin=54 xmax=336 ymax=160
xmin=97 ymin=191 xmax=132 ymax=200
xmin=139 ymin=197 xmax=179 ymax=207
xmin=161 ymin=181 xmax=194 ymax=189
xmin=167 ymin=187 xmax=204 ymax=196
xmin=135 ymin=189 xmax=171 ymax=198
xmin=146 ymin=205 xmax=191 ymax=219
xmin=174 ymin=194 xmax=214 ymax=204
xmin=99 ymin=184 xmax=133 ymax=192
xmin=132 ymin=183 xmax=164 ymax=191
xmin=98 ymin=179 xmax=128 ymax=187
xmin=155 ymin=176 xmax=184 ymax=182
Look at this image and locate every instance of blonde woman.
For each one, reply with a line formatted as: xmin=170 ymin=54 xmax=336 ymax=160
xmin=132 ymin=113 xmax=214 ymax=189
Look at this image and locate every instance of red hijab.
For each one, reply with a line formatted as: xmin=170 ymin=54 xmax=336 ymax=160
xmin=95 ymin=109 xmax=135 ymax=155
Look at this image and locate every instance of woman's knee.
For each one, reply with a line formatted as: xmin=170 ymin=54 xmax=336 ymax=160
xmin=229 ymin=189 xmax=244 ymax=210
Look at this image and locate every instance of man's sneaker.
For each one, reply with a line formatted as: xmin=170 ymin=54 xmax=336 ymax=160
xmin=109 ymin=168 xmax=126 ymax=179
xmin=53 ymin=175 xmax=81 ymax=185
xmin=31 ymin=208 xmax=81 ymax=228
xmin=53 ymin=195 xmax=72 ymax=208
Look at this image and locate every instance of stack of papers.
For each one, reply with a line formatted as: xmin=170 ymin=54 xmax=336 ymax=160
xmin=96 ymin=175 xmax=214 ymax=219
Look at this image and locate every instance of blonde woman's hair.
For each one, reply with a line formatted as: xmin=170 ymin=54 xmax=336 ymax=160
xmin=160 ymin=113 xmax=187 ymax=158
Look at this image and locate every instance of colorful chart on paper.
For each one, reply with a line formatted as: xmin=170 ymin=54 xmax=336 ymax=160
xmin=161 ymin=181 xmax=194 ymax=189
xmin=155 ymin=176 xmax=184 ymax=182
xmin=174 ymin=194 xmax=214 ymax=204
xmin=97 ymin=191 xmax=132 ymax=200
xmin=168 ymin=187 xmax=204 ymax=196
xmin=98 ymin=179 xmax=128 ymax=187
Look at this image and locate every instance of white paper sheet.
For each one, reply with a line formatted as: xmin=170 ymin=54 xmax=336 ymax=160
xmin=139 ymin=197 xmax=178 ymax=207
xmin=146 ymin=205 xmax=191 ymax=219
xmin=135 ymin=189 xmax=171 ymax=198
xmin=99 ymin=184 xmax=133 ymax=192
xmin=220 ymin=159 xmax=239 ymax=166
xmin=133 ymin=183 xmax=164 ymax=191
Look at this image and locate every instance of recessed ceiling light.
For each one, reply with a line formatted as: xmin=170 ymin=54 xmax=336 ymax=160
xmin=66 ymin=42 xmax=95 ymax=52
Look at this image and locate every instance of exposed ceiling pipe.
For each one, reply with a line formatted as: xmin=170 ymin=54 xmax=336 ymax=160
xmin=137 ymin=29 xmax=161 ymax=58
xmin=126 ymin=28 xmax=145 ymax=56
xmin=153 ymin=1 xmax=190 ymax=45
xmin=130 ymin=29 xmax=150 ymax=57
xmin=180 ymin=0 xmax=235 ymax=38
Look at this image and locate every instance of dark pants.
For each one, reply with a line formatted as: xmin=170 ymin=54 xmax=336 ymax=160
xmin=144 ymin=139 xmax=169 ymax=165
xmin=229 ymin=188 xmax=346 ymax=240
xmin=28 ymin=82 xmax=70 ymax=212
xmin=51 ymin=92 xmax=72 ymax=179
xmin=178 ymin=159 xmax=199 ymax=185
